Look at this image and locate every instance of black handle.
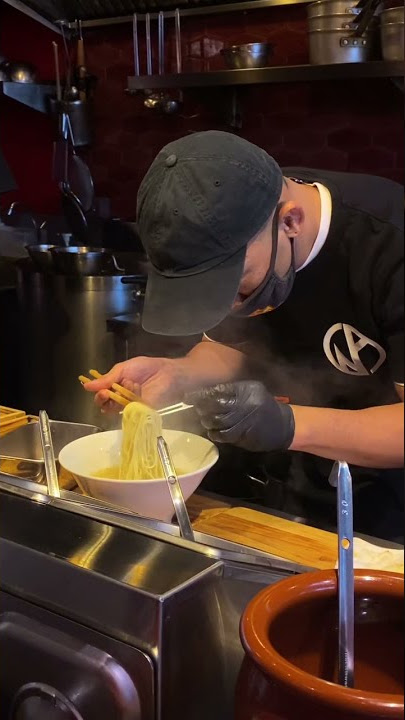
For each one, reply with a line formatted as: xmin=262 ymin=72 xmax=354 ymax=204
xmin=352 ymin=0 xmax=379 ymax=36
xmin=120 ymin=274 xmax=147 ymax=285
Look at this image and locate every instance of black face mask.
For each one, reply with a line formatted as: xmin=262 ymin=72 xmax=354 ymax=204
xmin=232 ymin=205 xmax=296 ymax=318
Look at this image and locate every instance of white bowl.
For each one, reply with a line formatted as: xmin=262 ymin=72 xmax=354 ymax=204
xmin=59 ymin=429 xmax=219 ymax=522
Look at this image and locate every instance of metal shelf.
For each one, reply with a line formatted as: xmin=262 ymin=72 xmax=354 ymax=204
xmin=127 ymin=61 xmax=405 ymax=90
xmin=3 ymin=0 xmax=62 ymax=32
xmin=62 ymin=0 xmax=310 ymax=28
xmin=0 ymin=82 xmax=55 ymax=113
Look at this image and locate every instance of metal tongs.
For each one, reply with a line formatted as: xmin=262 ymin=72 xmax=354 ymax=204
xmin=329 ymin=460 xmax=354 ymax=688
xmin=39 ymin=410 xmax=60 ymax=498
xmin=157 ymin=436 xmax=194 ymax=542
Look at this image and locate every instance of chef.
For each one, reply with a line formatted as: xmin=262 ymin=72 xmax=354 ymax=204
xmin=86 ymin=131 xmax=404 ymax=541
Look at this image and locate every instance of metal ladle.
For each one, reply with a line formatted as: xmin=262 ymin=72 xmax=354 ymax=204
xmin=39 ymin=410 xmax=60 ymax=498
xmin=143 ymin=11 xmax=179 ymax=114
xmin=329 ymin=460 xmax=354 ymax=688
xmin=157 ymin=436 xmax=194 ymax=542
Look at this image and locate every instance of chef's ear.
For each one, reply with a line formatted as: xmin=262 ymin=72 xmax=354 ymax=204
xmin=278 ymin=201 xmax=304 ymax=238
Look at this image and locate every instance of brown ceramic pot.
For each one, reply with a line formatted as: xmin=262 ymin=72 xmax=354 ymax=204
xmin=236 ymin=570 xmax=404 ymax=720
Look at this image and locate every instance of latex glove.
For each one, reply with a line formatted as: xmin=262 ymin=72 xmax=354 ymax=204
xmin=186 ymin=381 xmax=295 ymax=452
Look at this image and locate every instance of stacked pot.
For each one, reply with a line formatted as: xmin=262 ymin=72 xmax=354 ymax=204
xmin=380 ymin=6 xmax=404 ymax=60
xmin=307 ymin=0 xmax=376 ymax=63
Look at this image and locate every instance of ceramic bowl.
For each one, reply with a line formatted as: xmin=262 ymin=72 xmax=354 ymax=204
xmin=59 ymin=428 xmax=219 ymax=521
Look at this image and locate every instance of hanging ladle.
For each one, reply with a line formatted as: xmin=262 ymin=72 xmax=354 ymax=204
xmin=329 ymin=460 xmax=354 ymax=688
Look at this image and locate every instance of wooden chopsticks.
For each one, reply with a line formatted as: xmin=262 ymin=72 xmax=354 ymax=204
xmin=78 ymin=369 xmax=142 ymax=408
xmin=78 ymin=370 xmax=192 ymax=417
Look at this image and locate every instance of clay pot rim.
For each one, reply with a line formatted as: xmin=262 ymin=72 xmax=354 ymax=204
xmin=240 ymin=569 xmax=404 ymax=715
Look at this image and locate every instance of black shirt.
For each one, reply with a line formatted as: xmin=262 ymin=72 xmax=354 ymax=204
xmin=206 ymin=169 xmax=404 ymax=541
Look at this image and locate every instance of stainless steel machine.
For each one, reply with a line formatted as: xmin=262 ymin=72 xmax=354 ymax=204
xmin=0 ymin=473 xmax=303 ymax=720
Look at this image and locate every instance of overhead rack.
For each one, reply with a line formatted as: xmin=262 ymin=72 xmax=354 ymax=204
xmin=4 ymin=0 xmax=311 ymax=29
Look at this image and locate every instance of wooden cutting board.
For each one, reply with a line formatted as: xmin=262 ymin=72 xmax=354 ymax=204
xmin=193 ymin=506 xmax=338 ymax=569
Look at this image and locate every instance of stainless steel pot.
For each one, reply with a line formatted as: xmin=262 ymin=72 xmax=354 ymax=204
xmin=51 ymin=246 xmax=123 ymax=276
xmin=381 ymin=21 xmax=404 ymax=59
xmin=380 ymin=7 xmax=404 ymax=25
xmin=221 ymin=43 xmax=274 ymax=69
xmin=16 ymin=261 xmax=145 ymax=426
xmin=307 ymin=0 xmax=361 ymax=18
xmin=308 ymin=27 xmax=373 ymax=62
xmin=308 ymin=14 xmax=359 ymax=30
xmin=27 ymin=244 xmax=57 ymax=273
xmin=380 ymin=7 xmax=404 ymax=60
xmin=307 ymin=0 xmax=376 ymax=63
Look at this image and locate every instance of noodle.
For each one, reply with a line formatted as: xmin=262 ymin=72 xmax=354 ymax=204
xmin=119 ymin=401 xmax=163 ymax=480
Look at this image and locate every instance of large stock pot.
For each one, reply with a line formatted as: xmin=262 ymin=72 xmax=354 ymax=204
xmin=16 ymin=260 xmax=145 ymax=426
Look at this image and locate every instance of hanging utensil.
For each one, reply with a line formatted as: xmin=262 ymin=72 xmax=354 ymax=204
xmin=158 ymin=12 xmax=179 ymax=114
xmin=59 ymin=113 xmax=88 ymax=241
xmin=39 ymin=410 xmax=60 ymax=498
xmin=175 ymin=9 xmax=184 ymax=104
xmin=66 ymin=110 xmax=94 ymax=212
xmin=60 ymin=22 xmax=72 ymax=100
xmin=329 ymin=460 xmax=355 ymax=689
xmin=158 ymin=11 xmax=165 ymax=76
xmin=157 ymin=436 xmax=194 ymax=542
xmin=69 ymin=154 xmax=94 ymax=213
xmin=76 ymin=19 xmax=87 ymax=102
xmin=144 ymin=13 xmax=164 ymax=112
xmin=51 ymin=41 xmax=66 ymax=182
xmin=52 ymin=41 xmax=62 ymax=103
xmin=146 ymin=13 xmax=152 ymax=76
xmin=133 ymin=13 xmax=140 ymax=77
xmin=61 ymin=190 xmax=88 ymax=243
xmin=175 ymin=9 xmax=182 ymax=73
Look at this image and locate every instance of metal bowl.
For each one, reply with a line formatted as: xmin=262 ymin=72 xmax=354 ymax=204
xmin=221 ymin=43 xmax=274 ymax=69
xmin=51 ymin=246 xmax=123 ymax=276
xmin=6 ymin=61 xmax=37 ymax=83
xmin=27 ymin=244 xmax=57 ymax=272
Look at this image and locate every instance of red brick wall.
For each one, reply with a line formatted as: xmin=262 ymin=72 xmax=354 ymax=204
xmin=0 ymin=3 xmax=403 ymax=218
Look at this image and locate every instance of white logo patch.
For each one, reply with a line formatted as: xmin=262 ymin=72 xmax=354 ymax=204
xmin=323 ymin=323 xmax=386 ymax=376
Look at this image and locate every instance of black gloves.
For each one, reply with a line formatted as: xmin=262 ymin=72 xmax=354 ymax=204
xmin=186 ymin=381 xmax=295 ymax=453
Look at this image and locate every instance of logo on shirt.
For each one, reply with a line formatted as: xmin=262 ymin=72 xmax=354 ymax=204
xmin=323 ymin=323 xmax=386 ymax=376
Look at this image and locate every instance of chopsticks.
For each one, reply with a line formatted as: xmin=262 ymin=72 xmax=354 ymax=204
xmin=78 ymin=369 xmax=192 ymax=416
xmin=78 ymin=369 xmax=141 ymax=408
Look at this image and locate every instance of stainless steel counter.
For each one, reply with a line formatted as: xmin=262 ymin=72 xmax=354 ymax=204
xmin=0 ymin=473 xmax=298 ymax=720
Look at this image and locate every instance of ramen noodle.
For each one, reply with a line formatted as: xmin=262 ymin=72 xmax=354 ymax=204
xmin=119 ymin=401 xmax=162 ymax=480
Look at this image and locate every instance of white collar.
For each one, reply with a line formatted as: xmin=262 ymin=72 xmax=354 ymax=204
xmin=297 ymin=182 xmax=332 ymax=272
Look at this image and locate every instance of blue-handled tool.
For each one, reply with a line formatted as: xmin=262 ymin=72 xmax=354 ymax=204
xmin=329 ymin=460 xmax=354 ymax=688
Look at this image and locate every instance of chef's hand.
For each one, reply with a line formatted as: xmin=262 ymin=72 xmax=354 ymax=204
xmin=83 ymin=356 xmax=191 ymax=413
xmin=186 ymin=381 xmax=295 ymax=452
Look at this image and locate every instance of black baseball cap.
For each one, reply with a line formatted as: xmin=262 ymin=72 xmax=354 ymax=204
xmin=137 ymin=131 xmax=283 ymax=336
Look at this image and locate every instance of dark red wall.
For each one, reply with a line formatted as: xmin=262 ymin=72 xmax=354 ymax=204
xmin=0 ymin=3 xmax=402 ymax=218
xmin=0 ymin=5 xmax=60 ymax=212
